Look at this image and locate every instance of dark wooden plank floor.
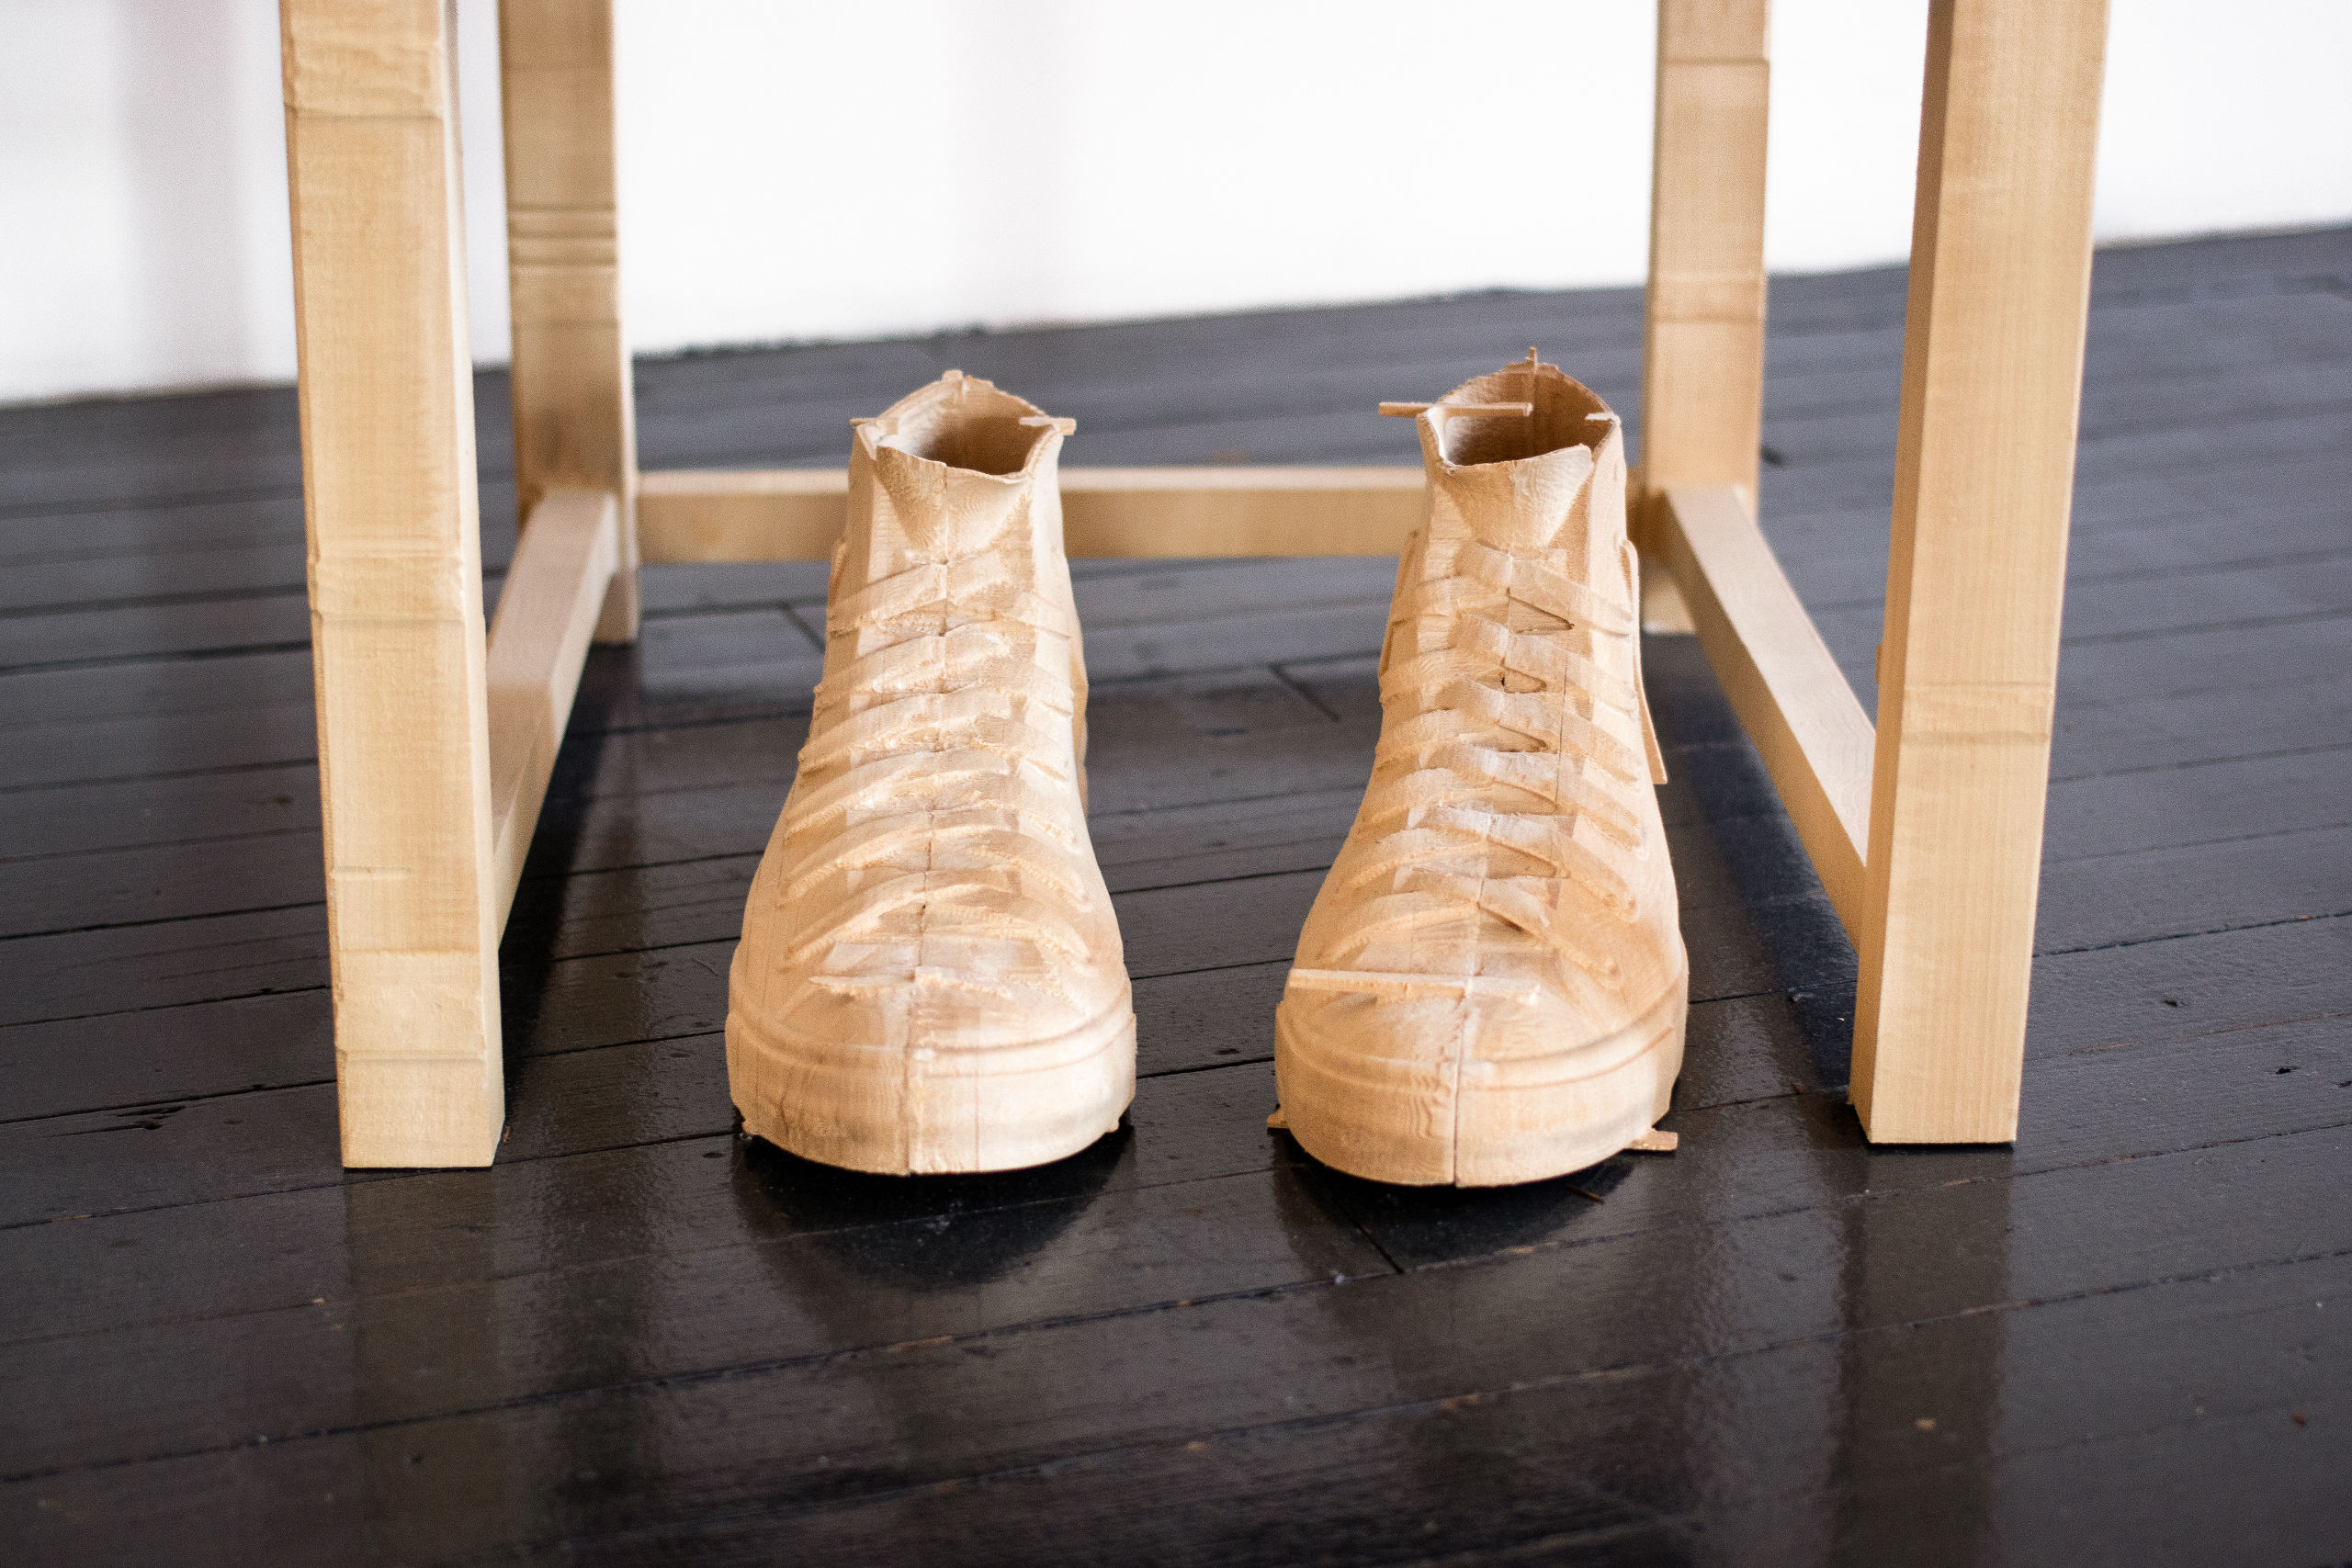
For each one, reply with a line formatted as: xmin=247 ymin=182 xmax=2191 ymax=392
xmin=3 ymin=228 xmax=2348 ymax=1566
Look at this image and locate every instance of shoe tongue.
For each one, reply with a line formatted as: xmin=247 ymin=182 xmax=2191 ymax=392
xmin=874 ymin=445 xmax=1032 ymax=558
xmin=1430 ymin=441 xmax=1597 ymax=554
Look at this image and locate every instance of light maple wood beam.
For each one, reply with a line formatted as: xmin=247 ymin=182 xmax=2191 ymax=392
xmin=1653 ymin=484 xmax=1872 ymax=934
xmin=500 ymin=0 xmax=639 ymax=641
xmin=1064 ymin=467 xmax=1424 ymax=557
xmin=486 ymin=489 xmax=617 ymax=930
xmin=282 ymin=0 xmax=502 ymax=1169
xmin=636 ymin=467 xmax=1429 ymax=561
xmin=637 ymin=469 xmax=843 ymax=561
xmin=1638 ymin=0 xmax=1770 ymax=632
xmin=1853 ymin=0 xmax=2108 ymax=1145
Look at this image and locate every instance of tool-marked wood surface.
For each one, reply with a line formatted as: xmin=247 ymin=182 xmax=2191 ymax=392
xmin=1641 ymin=0 xmax=1770 ymax=514
xmin=499 ymin=0 xmax=639 ymax=642
xmin=726 ymin=374 xmax=1134 ymax=1175
xmin=638 ymin=465 xmax=1428 ymax=562
xmin=1653 ymin=483 xmax=1873 ymax=934
xmin=2 ymin=230 xmax=2348 ymax=1563
xmin=485 ymin=488 xmax=617 ymax=928
xmin=1275 ymin=356 xmax=1689 ymax=1187
xmin=279 ymin=0 xmax=503 ymax=1169
xmin=1854 ymin=0 xmax=2109 ymax=1144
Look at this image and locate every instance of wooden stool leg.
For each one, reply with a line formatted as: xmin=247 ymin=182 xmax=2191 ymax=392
xmin=1852 ymin=0 xmax=2109 ymax=1142
xmin=1640 ymin=0 xmax=1771 ymax=530
xmin=500 ymin=0 xmax=640 ymax=642
xmin=282 ymin=0 xmax=504 ymax=1167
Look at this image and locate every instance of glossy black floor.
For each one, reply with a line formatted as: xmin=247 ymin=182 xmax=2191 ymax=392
xmin=3 ymin=228 xmax=2348 ymax=1566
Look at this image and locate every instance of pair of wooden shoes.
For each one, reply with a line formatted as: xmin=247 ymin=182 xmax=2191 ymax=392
xmin=727 ymin=356 xmax=1687 ymax=1187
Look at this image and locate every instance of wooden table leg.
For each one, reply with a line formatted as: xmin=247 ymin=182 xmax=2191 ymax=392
xmin=283 ymin=0 xmax=504 ymax=1168
xmin=500 ymin=0 xmax=640 ymax=642
xmin=1852 ymin=0 xmax=2109 ymax=1143
xmin=1639 ymin=0 xmax=1771 ymax=617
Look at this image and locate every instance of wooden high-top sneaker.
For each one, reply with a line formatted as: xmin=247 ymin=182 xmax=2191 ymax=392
xmin=727 ymin=371 xmax=1135 ymax=1174
xmin=1273 ymin=353 xmax=1686 ymax=1186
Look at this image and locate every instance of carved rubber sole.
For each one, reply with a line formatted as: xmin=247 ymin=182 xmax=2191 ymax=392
xmin=1272 ymin=968 xmax=1687 ymax=1187
xmin=728 ymin=985 xmax=1136 ymax=1176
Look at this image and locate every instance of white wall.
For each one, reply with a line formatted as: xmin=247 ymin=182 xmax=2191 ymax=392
xmin=5 ymin=0 xmax=2349 ymax=403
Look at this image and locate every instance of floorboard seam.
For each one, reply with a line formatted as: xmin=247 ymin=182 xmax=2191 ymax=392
xmin=2049 ymin=738 xmax=2352 ymax=786
xmin=0 ymin=1072 xmax=338 ymax=1128
xmin=0 ymin=822 xmax=320 ymax=870
xmin=0 ymin=583 xmax=311 ymax=625
xmin=2043 ymin=820 xmax=2352 ymax=872
xmin=0 ymin=482 xmax=309 ymax=525
xmin=2059 ymin=604 xmax=2352 ymax=649
xmin=0 ymin=637 xmax=314 ymax=680
xmin=1139 ymin=1054 xmax=1275 ymax=1080
xmin=0 ymin=755 xmax=320 ymax=800
xmin=2046 ymin=666 xmax=2352 ymax=717
xmin=0 ymin=981 xmax=327 ymax=1032
xmin=2039 ymin=1006 xmax=2352 ymax=1063
xmin=1264 ymin=660 xmax=1345 ymax=723
xmin=0 ymin=1122 xmax=734 ymax=1233
xmin=0 ymin=895 xmax=325 ymax=944
xmin=2063 ymin=539 xmax=2352 ymax=589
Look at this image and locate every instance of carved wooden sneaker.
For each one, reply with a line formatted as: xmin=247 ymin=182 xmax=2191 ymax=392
xmin=1273 ymin=352 xmax=1686 ymax=1186
xmin=728 ymin=371 xmax=1135 ymax=1174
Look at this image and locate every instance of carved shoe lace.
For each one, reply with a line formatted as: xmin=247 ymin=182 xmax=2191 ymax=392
xmin=728 ymin=371 xmax=1135 ymax=1174
xmin=1274 ymin=354 xmax=1687 ymax=1185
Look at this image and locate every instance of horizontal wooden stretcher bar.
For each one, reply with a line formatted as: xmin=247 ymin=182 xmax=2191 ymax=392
xmin=1648 ymin=484 xmax=1872 ymax=938
xmin=637 ymin=466 xmax=1428 ymax=560
xmin=487 ymin=489 xmax=617 ymax=929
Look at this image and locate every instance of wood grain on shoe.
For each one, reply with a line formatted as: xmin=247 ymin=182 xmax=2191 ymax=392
xmin=1275 ymin=355 xmax=1688 ymax=1185
xmin=727 ymin=374 xmax=1135 ymax=1174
